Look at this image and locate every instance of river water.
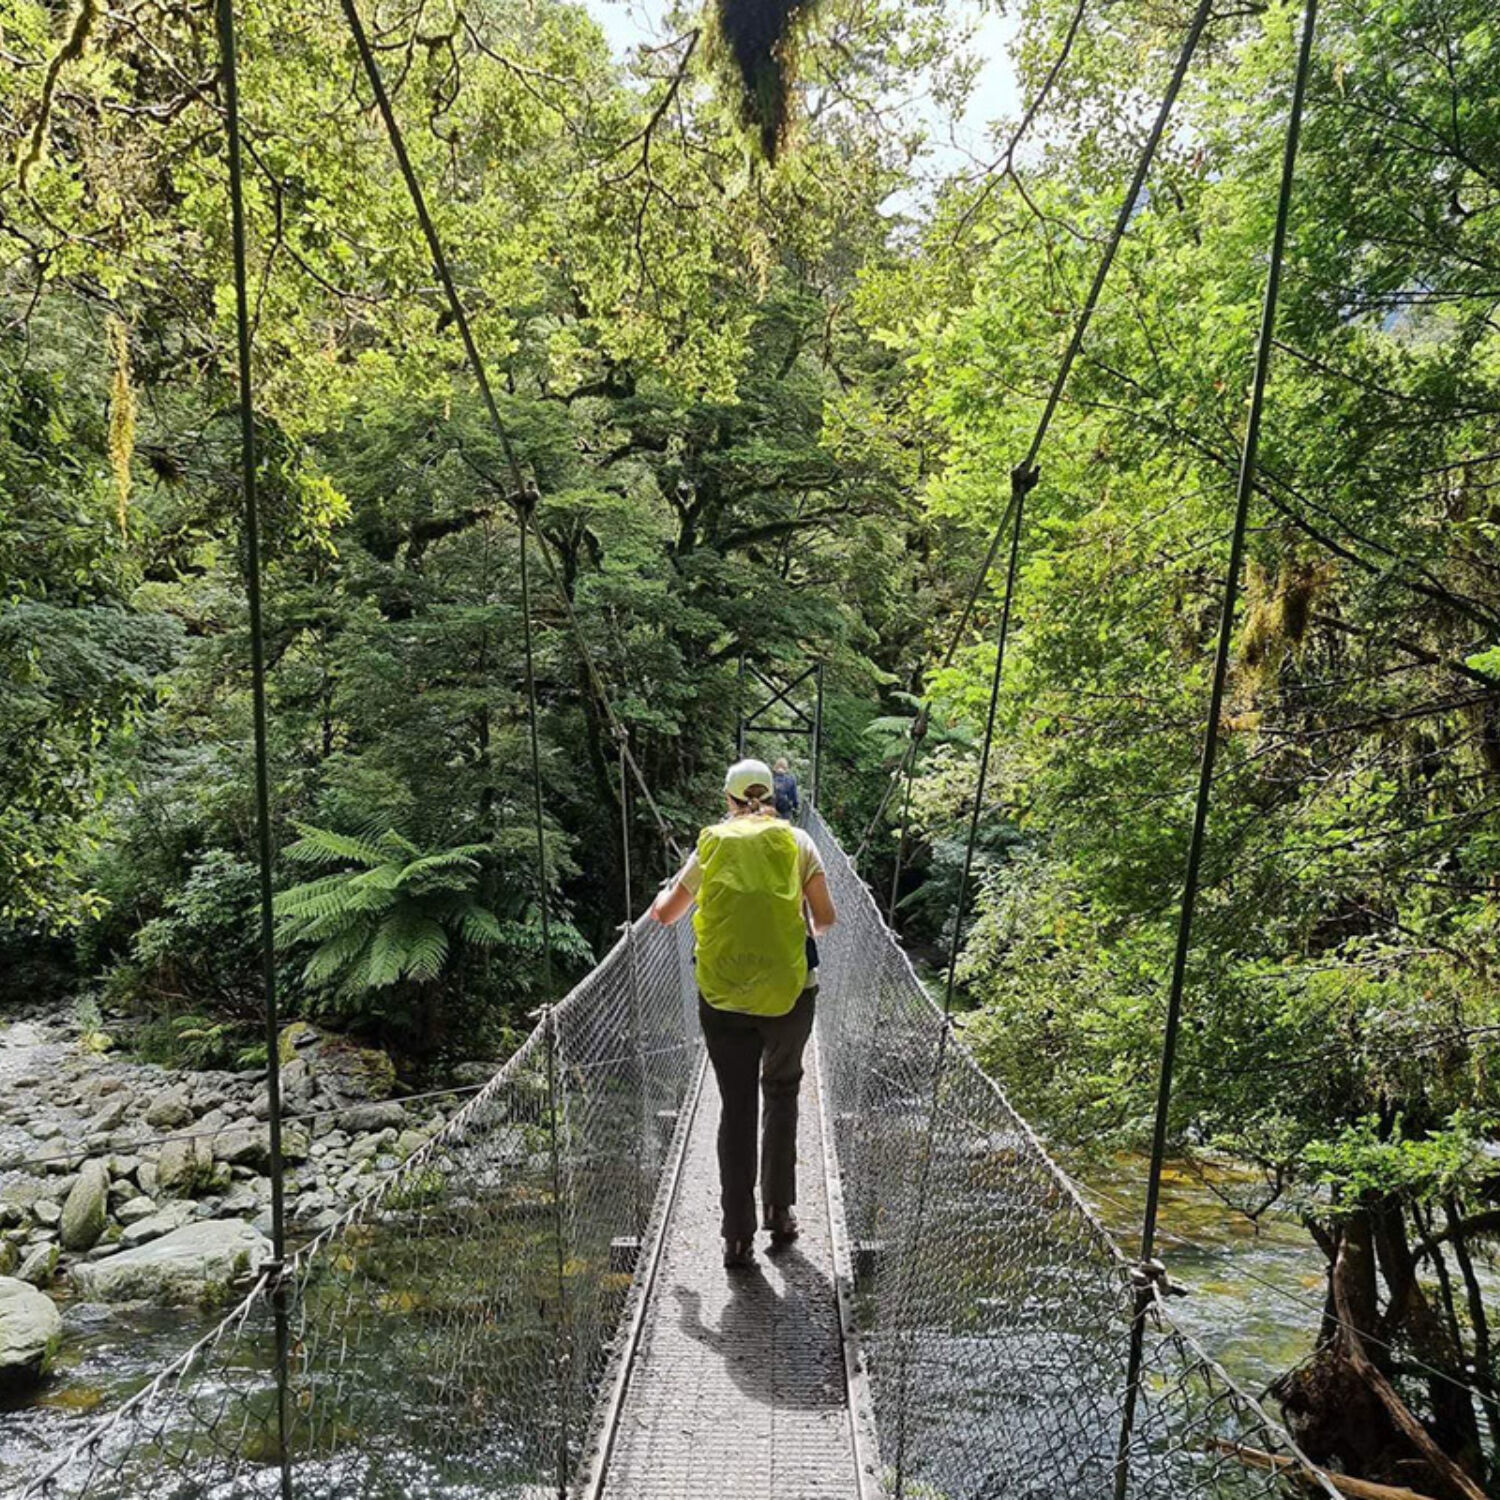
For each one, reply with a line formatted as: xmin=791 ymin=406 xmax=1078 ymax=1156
xmin=1082 ymin=1155 xmax=1326 ymax=1394
xmin=1 ymin=1003 xmax=1327 ymax=1490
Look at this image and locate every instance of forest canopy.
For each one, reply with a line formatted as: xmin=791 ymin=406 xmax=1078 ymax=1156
xmin=2 ymin=0 xmax=1499 ymax=1489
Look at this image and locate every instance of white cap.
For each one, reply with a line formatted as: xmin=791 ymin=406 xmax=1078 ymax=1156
xmin=724 ymin=758 xmax=774 ymax=801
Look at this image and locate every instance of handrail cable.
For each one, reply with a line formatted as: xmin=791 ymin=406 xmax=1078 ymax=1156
xmin=855 ymin=0 xmax=1216 ymax=870
xmin=880 ymin=2 xmax=1221 ymax=1487
xmin=211 ymin=5 xmax=293 ymax=1497
xmin=1112 ymin=2 xmax=1321 ymax=1494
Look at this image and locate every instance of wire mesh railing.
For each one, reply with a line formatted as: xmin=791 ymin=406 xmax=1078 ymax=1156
xmin=22 ymin=913 xmax=698 ymax=1500
xmin=26 ymin=811 xmax=1355 ymax=1500
xmin=806 ymin=807 xmax=1342 ymax=1500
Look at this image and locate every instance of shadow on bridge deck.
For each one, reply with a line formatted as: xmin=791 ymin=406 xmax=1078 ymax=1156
xmin=596 ymin=1049 xmax=864 ymax=1499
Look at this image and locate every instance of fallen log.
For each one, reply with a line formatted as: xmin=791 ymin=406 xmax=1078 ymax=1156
xmin=1208 ymin=1439 xmax=1439 ymax=1500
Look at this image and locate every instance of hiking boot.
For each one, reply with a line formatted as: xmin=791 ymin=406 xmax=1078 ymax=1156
xmin=763 ymin=1206 xmax=799 ymax=1246
xmin=723 ymin=1238 xmax=754 ymax=1269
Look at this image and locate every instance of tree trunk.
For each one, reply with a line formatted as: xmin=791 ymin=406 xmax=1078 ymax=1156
xmin=1272 ymin=1206 xmax=1488 ymax=1500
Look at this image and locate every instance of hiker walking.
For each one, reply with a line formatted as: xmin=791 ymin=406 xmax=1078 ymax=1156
xmin=650 ymin=759 xmax=837 ymax=1267
xmin=772 ymin=757 xmax=800 ymax=820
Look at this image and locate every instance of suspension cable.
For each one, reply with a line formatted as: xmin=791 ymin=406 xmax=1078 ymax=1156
xmin=1113 ymin=2 xmax=1320 ymax=1494
xmin=340 ymin=0 xmax=683 ymax=888
xmin=873 ymin=8 xmax=1223 ymax=1488
xmin=340 ymin=0 xmax=565 ymax=968
xmin=857 ymin=0 xmax=1217 ymax=870
xmin=212 ymin=2 xmax=292 ymax=1496
xmin=523 ymin=514 xmax=686 ymax=863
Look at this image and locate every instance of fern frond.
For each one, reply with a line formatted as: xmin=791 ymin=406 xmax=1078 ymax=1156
xmin=397 ymin=848 xmax=486 ymax=879
xmin=274 ymin=874 xmax=359 ymax=924
xmin=458 ymin=904 xmax=507 ymax=947
xmin=284 ymin=824 xmax=387 ymax=869
xmin=367 ymin=910 xmax=449 ymax=987
xmin=303 ymin=925 xmax=370 ymax=986
xmin=374 ymin=829 xmax=421 ymax=862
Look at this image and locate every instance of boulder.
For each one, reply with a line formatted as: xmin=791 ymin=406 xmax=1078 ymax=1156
xmin=0 ymin=1277 xmax=62 ymax=1392
xmin=61 ymin=1161 xmax=109 ymax=1251
xmin=156 ymin=1136 xmax=211 ymax=1196
xmin=120 ymin=1201 xmax=196 ymax=1248
xmin=116 ymin=1196 xmax=158 ymax=1227
xmin=32 ymin=1200 xmax=62 ymax=1229
xmin=144 ymin=1086 xmax=192 ymax=1129
xmin=338 ymin=1101 xmax=408 ymax=1135
xmin=16 ymin=1243 xmax=58 ymax=1287
xmin=278 ymin=1024 xmax=395 ymax=1106
xmin=70 ymin=1220 xmax=272 ymax=1306
xmin=214 ymin=1127 xmax=270 ymax=1170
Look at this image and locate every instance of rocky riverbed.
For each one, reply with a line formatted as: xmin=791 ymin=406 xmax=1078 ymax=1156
xmin=0 ymin=1008 xmax=472 ymax=1400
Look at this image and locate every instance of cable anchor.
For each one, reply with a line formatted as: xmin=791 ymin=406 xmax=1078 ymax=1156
xmin=1129 ymin=1257 xmax=1188 ymax=1298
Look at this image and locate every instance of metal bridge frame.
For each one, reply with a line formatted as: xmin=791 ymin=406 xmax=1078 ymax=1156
xmin=735 ymin=659 xmax=825 ymax=807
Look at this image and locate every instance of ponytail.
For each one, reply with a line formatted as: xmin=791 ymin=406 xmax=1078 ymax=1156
xmin=729 ymin=783 xmax=774 ymax=816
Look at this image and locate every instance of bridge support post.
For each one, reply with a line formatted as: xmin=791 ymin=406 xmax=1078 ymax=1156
xmin=544 ymin=1006 xmax=572 ymax=1500
xmin=213 ymin=2 xmax=294 ymax=1494
xmin=812 ymin=661 xmax=824 ymax=809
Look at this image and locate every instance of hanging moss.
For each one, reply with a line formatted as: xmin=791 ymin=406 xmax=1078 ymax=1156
xmin=16 ymin=0 xmax=98 ymax=191
xmin=106 ymin=315 xmax=136 ymax=539
xmin=715 ymin=0 xmax=819 ymax=163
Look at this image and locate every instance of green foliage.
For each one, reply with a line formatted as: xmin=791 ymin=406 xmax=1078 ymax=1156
xmin=274 ymin=824 xmax=579 ymax=1048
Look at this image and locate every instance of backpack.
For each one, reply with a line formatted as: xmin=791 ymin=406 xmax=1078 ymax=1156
xmin=693 ymin=816 xmax=808 ymax=1016
xmin=773 ymin=770 xmax=798 ymax=818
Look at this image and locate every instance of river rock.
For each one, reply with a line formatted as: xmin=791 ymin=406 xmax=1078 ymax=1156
xmin=70 ymin=1220 xmax=272 ymax=1306
xmin=219 ymin=1183 xmax=259 ymax=1217
xmin=144 ymin=1085 xmax=192 ymax=1129
xmin=338 ymin=1101 xmax=408 ymax=1134
xmin=120 ymin=1201 xmax=196 ymax=1248
xmin=137 ymin=1161 xmax=159 ymax=1197
xmin=61 ymin=1161 xmax=109 ymax=1251
xmin=156 ymin=1136 xmax=210 ymax=1195
xmin=0 ymin=1176 xmax=41 ymax=1212
xmin=32 ymin=1200 xmax=61 ymax=1229
xmin=86 ymin=1096 xmax=132 ymax=1134
xmin=16 ymin=1243 xmax=58 ymax=1287
xmin=0 ymin=1277 xmax=62 ymax=1392
xmin=116 ymin=1196 xmax=158 ymax=1227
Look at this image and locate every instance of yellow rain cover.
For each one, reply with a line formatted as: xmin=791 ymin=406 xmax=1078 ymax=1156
xmin=693 ymin=816 xmax=808 ymax=1015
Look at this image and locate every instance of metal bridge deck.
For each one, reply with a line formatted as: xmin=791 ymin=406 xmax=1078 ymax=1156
xmin=596 ymin=1045 xmax=864 ymax=1499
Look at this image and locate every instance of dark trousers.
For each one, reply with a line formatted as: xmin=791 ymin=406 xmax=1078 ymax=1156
xmin=698 ymin=987 xmax=817 ymax=1241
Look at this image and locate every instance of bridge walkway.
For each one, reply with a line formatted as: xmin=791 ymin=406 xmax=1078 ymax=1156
xmin=595 ymin=1041 xmax=868 ymax=1499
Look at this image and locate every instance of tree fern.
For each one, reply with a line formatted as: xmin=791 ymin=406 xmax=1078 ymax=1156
xmin=276 ymin=824 xmax=515 ymax=1018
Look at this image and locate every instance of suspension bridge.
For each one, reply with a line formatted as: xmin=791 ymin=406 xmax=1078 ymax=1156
xmin=10 ymin=0 xmax=1399 ymax=1493
xmin=23 ymin=806 xmax=1351 ymax=1500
